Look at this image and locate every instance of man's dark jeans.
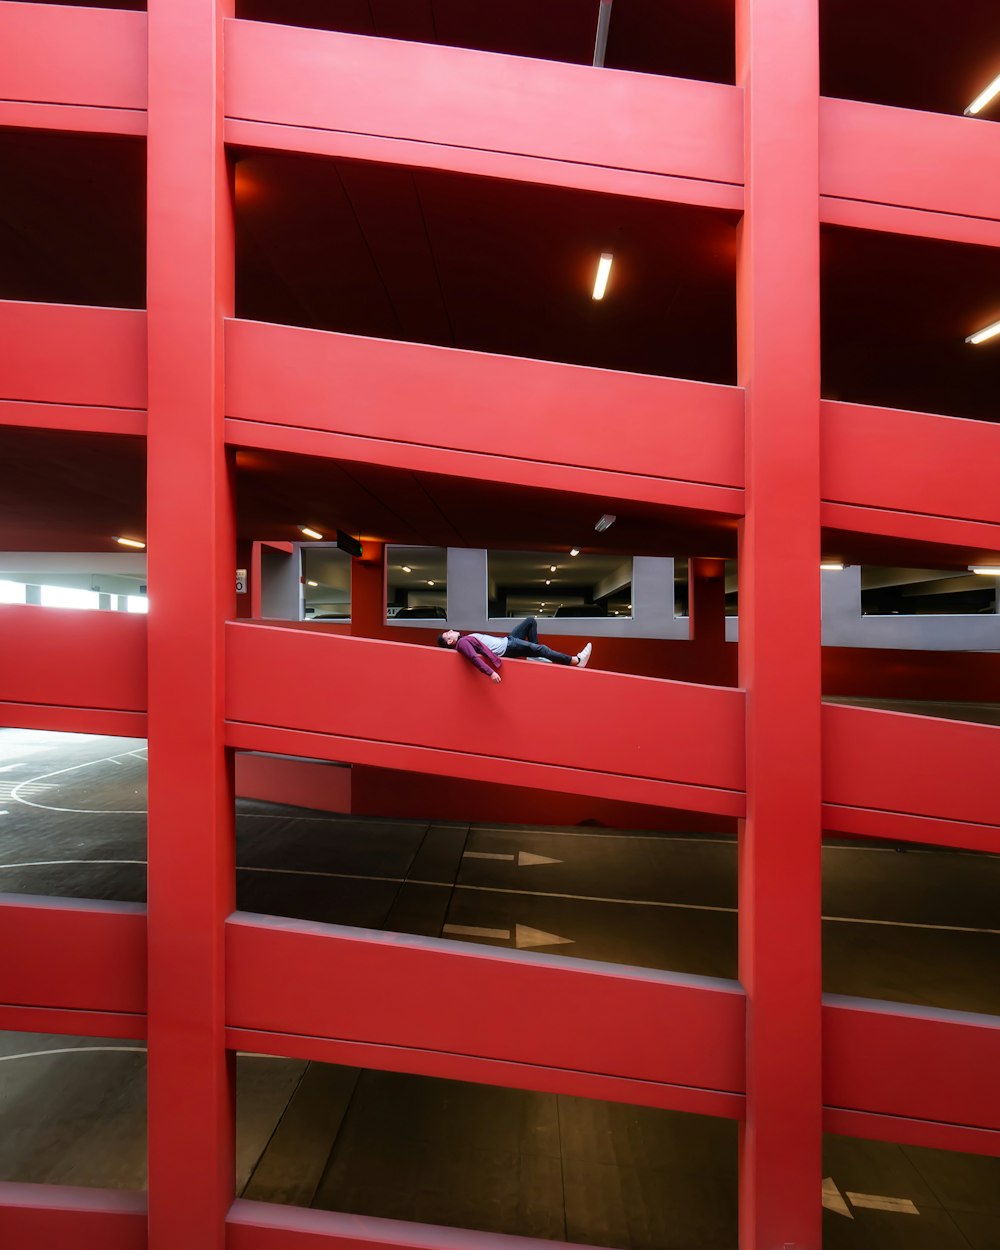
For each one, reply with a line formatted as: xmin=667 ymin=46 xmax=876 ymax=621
xmin=504 ymin=616 xmax=573 ymax=665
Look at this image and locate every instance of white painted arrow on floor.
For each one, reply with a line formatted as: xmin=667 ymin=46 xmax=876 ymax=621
xmin=463 ymin=851 xmax=562 ymax=867
xmin=823 ymin=1178 xmax=919 ymax=1218
xmin=443 ymin=923 xmax=574 ymax=949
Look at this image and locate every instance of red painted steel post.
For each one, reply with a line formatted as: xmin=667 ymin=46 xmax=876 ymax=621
xmin=146 ymin=2 xmax=236 ymax=1246
xmin=736 ymin=1 xmax=823 ymax=1247
xmin=351 ymin=541 xmax=386 ymax=637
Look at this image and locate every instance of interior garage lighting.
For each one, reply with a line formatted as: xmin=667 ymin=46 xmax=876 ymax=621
xmin=570 ymin=548 xmax=580 ymax=557
xmin=306 ymin=580 xmax=318 ymax=587
xmin=427 ymin=580 xmax=435 ymax=586
xmin=115 ymin=536 xmax=145 ymax=549
xmin=401 ymin=565 xmax=412 ymax=573
xmin=300 ymin=526 xmax=323 ymax=540
xmin=545 ymin=579 xmax=551 ymax=585
xmin=550 ymin=565 xmax=557 ymax=573
xmin=970 ymin=566 xmax=1000 ymax=575
xmin=820 ymin=561 xmax=845 ymax=571
xmin=592 ymin=253 xmax=613 ymax=300
xmin=966 ymin=318 xmax=1000 ymax=345
xmin=965 ymin=72 xmax=1000 ymax=116
xmin=595 ymin=514 xmax=616 ymax=532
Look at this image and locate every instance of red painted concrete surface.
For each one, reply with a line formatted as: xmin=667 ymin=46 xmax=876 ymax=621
xmin=0 ymin=2 xmax=999 ymax=1248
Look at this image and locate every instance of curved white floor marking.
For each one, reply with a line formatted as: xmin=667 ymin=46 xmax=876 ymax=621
xmin=0 ymin=1046 xmax=145 ymax=1064
xmin=11 ymin=750 xmax=147 ymax=815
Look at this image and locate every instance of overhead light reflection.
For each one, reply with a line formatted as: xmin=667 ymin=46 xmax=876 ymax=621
xmin=966 ymin=318 xmax=1000 ymax=345
xmin=592 ymin=253 xmax=613 ymax=300
xmin=300 ymin=526 xmax=323 ymax=540
xmin=965 ymin=72 xmax=1000 ymax=116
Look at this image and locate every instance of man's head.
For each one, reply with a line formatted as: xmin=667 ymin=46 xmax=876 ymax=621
xmin=438 ymin=629 xmax=461 ymax=648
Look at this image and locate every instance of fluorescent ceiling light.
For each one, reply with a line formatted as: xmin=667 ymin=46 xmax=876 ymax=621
xmin=592 ymin=253 xmax=613 ymax=301
xmin=594 ymin=514 xmax=616 ymax=532
xmin=115 ymin=537 xmax=145 ymax=549
xmin=306 ymin=580 xmax=318 ymax=587
xmin=401 ymin=565 xmax=412 ymax=573
xmin=427 ymin=580 xmax=435 ymax=586
xmin=965 ymin=72 xmax=1000 ymax=116
xmin=545 ymin=579 xmax=551 ymax=585
xmin=820 ymin=562 xmax=844 ymax=571
xmin=969 ymin=566 xmax=1000 ymax=576
xmin=549 ymin=565 xmax=557 ymax=573
xmin=966 ymin=318 xmax=1000 ymax=345
xmin=300 ymin=526 xmax=323 ymax=540
xmin=570 ymin=548 xmax=580 ymax=557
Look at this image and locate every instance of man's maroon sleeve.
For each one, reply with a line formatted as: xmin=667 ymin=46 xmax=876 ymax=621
xmin=456 ymin=636 xmax=499 ymax=677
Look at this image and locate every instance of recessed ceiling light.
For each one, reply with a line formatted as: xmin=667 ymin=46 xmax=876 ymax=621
xmin=401 ymin=565 xmax=412 ymax=573
xmin=115 ymin=537 xmax=145 ymax=549
xmin=427 ymin=580 xmax=435 ymax=586
xmin=820 ymin=562 xmax=845 ymax=571
xmin=592 ymin=252 xmax=613 ymax=301
xmin=966 ymin=318 xmax=1000 ymax=345
xmin=550 ymin=565 xmax=557 ymax=573
xmin=969 ymin=566 xmax=1000 ymax=576
xmin=965 ymin=72 xmax=1000 ymax=116
xmin=300 ymin=526 xmax=323 ymax=540
xmin=545 ymin=579 xmax=551 ymax=585
xmin=594 ymin=514 xmax=616 ymax=532
xmin=570 ymin=548 xmax=580 ymax=557
xmin=306 ymin=580 xmax=318 ymax=587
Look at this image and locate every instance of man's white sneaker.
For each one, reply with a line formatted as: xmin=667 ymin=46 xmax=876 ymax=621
xmin=576 ymin=643 xmax=592 ymax=669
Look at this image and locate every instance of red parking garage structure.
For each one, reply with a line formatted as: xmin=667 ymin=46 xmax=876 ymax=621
xmin=0 ymin=2 xmax=999 ymax=1249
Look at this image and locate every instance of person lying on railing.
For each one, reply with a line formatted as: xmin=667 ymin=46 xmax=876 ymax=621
xmin=437 ymin=616 xmax=592 ymax=685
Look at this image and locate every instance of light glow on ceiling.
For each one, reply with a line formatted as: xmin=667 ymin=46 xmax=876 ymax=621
xmin=115 ymin=537 xmax=145 ymax=549
xmin=401 ymin=565 xmax=412 ymax=573
xmin=306 ymin=581 xmax=318 ymax=587
xmin=966 ymin=317 xmax=1000 ymax=345
xmin=969 ymin=566 xmax=1000 ymax=576
xmin=820 ymin=562 xmax=845 ymax=571
xmin=965 ymin=72 xmax=1000 ymax=116
xmin=300 ymin=526 xmax=323 ymax=540
xmin=592 ymin=253 xmax=613 ymax=301
xmin=570 ymin=548 xmax=580 ymax=557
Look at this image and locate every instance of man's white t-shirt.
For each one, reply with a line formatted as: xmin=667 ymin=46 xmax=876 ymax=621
xmin=469 ymin=632 xmax=507 ymax=657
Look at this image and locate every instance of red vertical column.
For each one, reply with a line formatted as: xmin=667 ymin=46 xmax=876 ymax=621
xmin=351 ymin=541 xmax=386 ymax=637
xmin=735 ymin=1 xmax=822 ymax=1247
xmin=146 ymin=2 xmax=236 ymax=1247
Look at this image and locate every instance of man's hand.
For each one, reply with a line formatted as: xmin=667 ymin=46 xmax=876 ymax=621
xmin=491 ymin=672 xmax=502 ymax=684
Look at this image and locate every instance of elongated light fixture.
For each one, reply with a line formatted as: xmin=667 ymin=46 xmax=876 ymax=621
xmin=570 ymin=548 xmax=581 ymax=557
xmin=965 ymin=72 xmax=1000 ymax=116
xmin=595 ymin=514 xmax=616 ymax=532
xmin=300 ymin=526 xmax=323 ymax=540
xmin=592 ymin=253 xmax=613 ymax=300
xmin=306 ymin=580 xmax=318 ymax=587
xmin=970 ymin=566 xmax=1000 ymax=575
xmin=820 ymin=561 xmax=845 ymax=571
xmin=966 ymin=318 xmax=1000 ymax=345
xmin=115 ymin=536 xmax=146 ymax=549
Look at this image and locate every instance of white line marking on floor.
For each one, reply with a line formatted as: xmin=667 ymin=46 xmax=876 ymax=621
xmin=463 ymin=850 xmax=562 ymax=866
xmin=0 ymin=862 xmax=995 ymax=936
xmin=846 ymin=1192 xmax=919 ymax=1215
xmin=10 ymin=749 xmax=150 ymax=815
xmin=443 ymin=923 xmax=509 ymax=941
xmin=442 ymin=923 xmax=574 ymax=949
xmin=822 ymin=1178 xmax=853 ymax=1219
xmin=0 ymin=764 xmax=30 ymax=772
xmin=0 ymin=1046 xmax=145 ymax=1064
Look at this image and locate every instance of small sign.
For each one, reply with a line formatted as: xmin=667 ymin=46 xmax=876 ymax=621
xmin=236 ymin=569 xmax=248 ymax=595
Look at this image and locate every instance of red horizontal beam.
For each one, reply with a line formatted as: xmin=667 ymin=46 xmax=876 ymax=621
xmin=821 ymin=97 xmax=1000 ymax=223
xmin=225 ymin=320 xmax=744 ymax=510
xmin=0 ymin=399 xmax=145 ymax=438
xmin=820 ymin=501 xmax=1000 ymax=557
xmin=0 ymin=1184 xmax=146 ymax=1250
xmin=0 ymin=604 xmax=147 ymax=717
xmin=226 ymin=913 xmax=746 ymax=1098
xmin=824 ymin=995 xmax=1000 ymax=1137
xmin=0 ymin=895 xmax=146 ymax=1015
xmin=225 ymin=624 xmax=747 ymax=802
xmin=823 ymin=400 xmax=1000 ymax=531
xmin=0 ymin=2 xmax=147 ymax=113
xmin=0 ymin=1004 xmax=146 ymax=1040
xmin=0 ymin=302 xmax=147 ymax=411
xmin=825 ymin=1108 xmax=1000 ymax=1159
xmin=820 ymin=196 xmax=1000 ymax=249
xmin=224 ymin=21 xmax=744 ymax=188
xmin=823 ymin=703 xmax=1000 ymax=843
xmin=227 ymin=1028 xmax=745 ymax=1122
xmin=0 ymin=701 xmax=147 ymax=739
xmin=0 ymin=99 xmax=146 ymax=136
xmin=225 ymin=117 xmax=744 ymax=213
